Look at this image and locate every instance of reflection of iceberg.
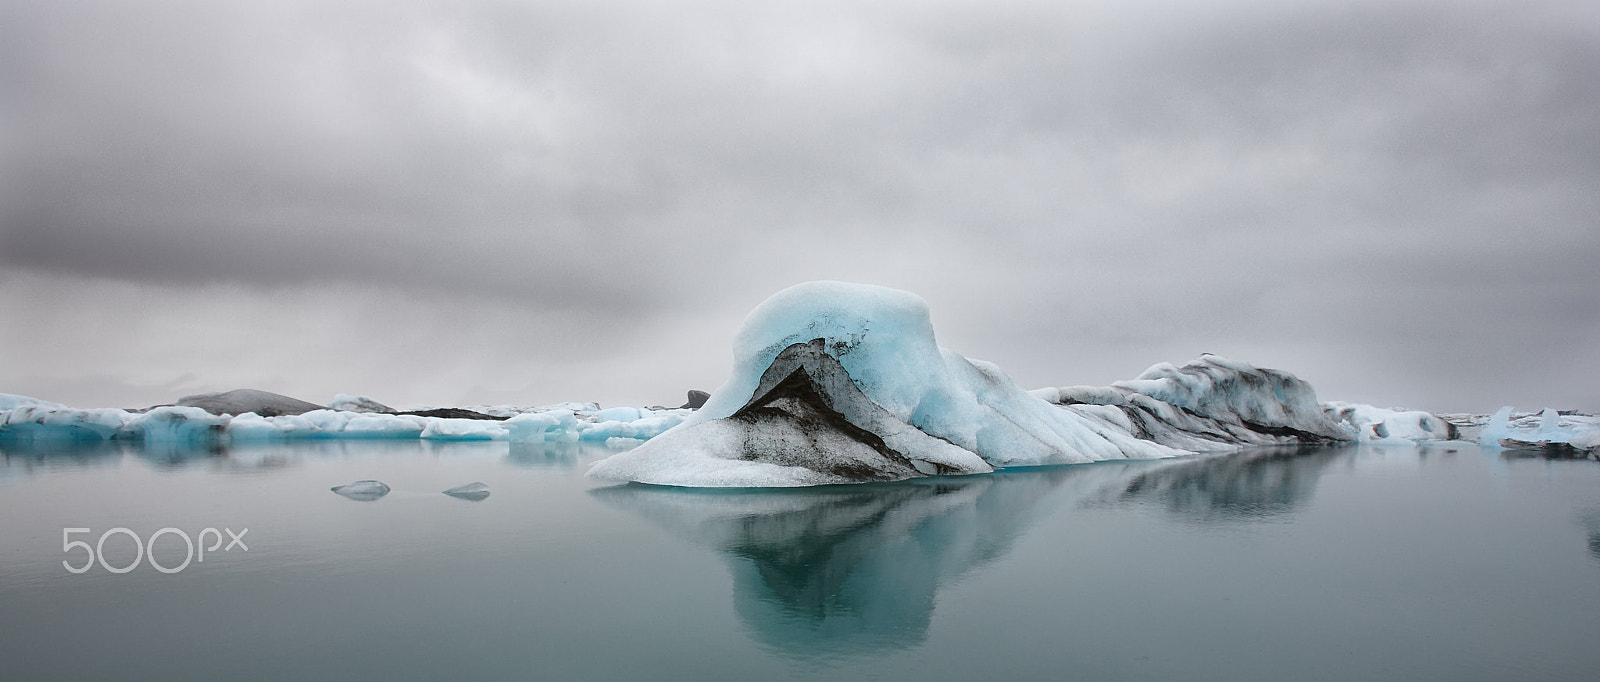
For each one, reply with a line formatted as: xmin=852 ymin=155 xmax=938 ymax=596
xmin=591 ymin=461 xmax=1172 ymax=660
xmin=1580 ymin=509 xmax=1600 ymax=563
xmin=506 ymin=441 xmax=585 ymax=469
xmin=0 ymin=436 xmax=521 ymax=476
xmin=0 ymin=438 xmax=128 ymax=477
xmin=131 ymin=439 xmax=228 ymax=469
xmin=1092 ymin=446 xmax=1344 ymax=523
xmin=505 ymin=441 xmax=633 ymax=470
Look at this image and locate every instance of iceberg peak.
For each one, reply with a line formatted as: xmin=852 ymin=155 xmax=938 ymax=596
xmin=686 ymin=280 xmax=946 ymax=429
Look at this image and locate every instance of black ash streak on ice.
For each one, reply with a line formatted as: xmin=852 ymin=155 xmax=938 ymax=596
xmin=727 ymin=339 xmax=985 ymax=481
xmin=0 ymin=0 xmax=1596 ymax=412
xmin=590 ymin=348 xmax=1363 ymax=486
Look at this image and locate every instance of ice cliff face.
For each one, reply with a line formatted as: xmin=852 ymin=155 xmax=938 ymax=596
xmin=588 ymin=281 xmax=1356 ymax=487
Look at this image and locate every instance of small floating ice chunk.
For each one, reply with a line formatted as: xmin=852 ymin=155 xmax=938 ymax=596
xmin=442 ymin=482 xmax=490 ymax=501
xmin=331 ymin=480 xmax=391 ymax=501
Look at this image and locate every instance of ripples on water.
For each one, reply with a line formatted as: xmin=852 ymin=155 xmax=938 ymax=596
xmin=2 ymin=439 xmax=1599 ymax=680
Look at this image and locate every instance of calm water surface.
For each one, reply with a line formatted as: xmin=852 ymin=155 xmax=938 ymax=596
xmin=2 ymin=439 xmax=1598 ymax=680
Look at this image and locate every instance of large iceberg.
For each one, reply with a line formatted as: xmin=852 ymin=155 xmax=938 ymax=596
xmin=588 ymin=281 xmax=1355 ymax=487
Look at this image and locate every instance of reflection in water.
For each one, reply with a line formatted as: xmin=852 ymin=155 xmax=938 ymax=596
xmin=1579 ymin=509 xmax=1600 ymax=563
xmin=1503 ymin=445 xmax=1600 ymax=461
xmin=592 ymin=462 xmax=1168 ymax=661
xmin=0 ymin=437 xmax=129 ymax=476
xmin=507 ymin=441 xmax=585 ymax=469
xmin=133 ymin=441 xmax=230 ymax=469
xmin=594 ymin=448 xmax=1346 ymax=661
xmin=0 ymin=437 xmax=531 ymax=476
xmin=1095 ymin=446 xmax=1344 ymax=524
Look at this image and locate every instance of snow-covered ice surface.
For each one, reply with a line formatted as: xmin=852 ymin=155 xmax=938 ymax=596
xmin=589 ymin=282 xmax=1358 ymax=487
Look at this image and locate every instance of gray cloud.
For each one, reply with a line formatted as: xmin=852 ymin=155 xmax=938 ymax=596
xmin=1 ymin=0 xmax=1596 ymax=412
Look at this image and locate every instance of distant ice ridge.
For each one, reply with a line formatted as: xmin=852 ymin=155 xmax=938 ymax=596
xmin=0 ymin=396 xmax=689 ymax=446
xmin=588 ymin=282 xmax=1357 ymax=488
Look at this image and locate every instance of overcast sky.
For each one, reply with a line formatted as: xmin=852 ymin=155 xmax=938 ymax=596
xmin=2 ymin=0 xmax=1596 ymax=414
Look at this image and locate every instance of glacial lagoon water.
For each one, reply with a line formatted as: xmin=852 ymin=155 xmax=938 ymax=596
xmin=3 ymin=439 xmax=1599 ymax=680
